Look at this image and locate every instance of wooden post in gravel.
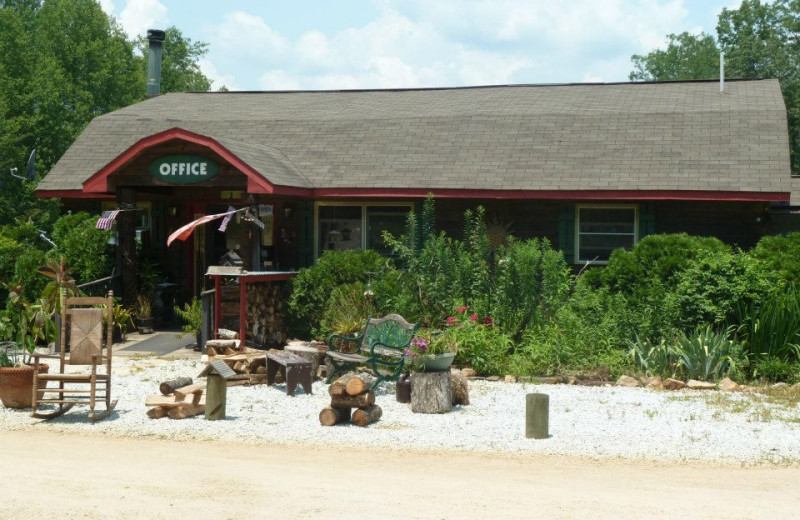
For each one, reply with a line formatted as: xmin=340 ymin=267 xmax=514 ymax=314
xmin=411 ymin=371 xmax=452 ymax=414
xmin=525 ymin=393 xmax=549 ymax=439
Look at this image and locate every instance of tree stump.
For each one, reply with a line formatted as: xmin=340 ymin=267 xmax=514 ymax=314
xmin=285 ymin=344 xmax=320 ymax=380
xmin=411 ymin=371 xmax=452 ymax=414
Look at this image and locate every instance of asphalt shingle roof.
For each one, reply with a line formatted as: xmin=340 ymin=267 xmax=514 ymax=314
xmin=38 ymin=79 xmax=799 ymax=200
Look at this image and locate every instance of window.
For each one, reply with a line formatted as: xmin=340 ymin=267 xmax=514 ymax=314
xmin=315 ymin=202 xmax=412 ymax=258
xmin=576 ymin=205 xmax=638 ymax=264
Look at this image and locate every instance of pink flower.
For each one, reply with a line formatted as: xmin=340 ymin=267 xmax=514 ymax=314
xmin=445 ymin=316 xmax=456 ymax=326
xmin=483 ymin=316 xmax=494 ymax=326
xmin=455 ymin=306 xmax=468 ymax=313
xmin=470 ymin=313 xmax=478 ymax=321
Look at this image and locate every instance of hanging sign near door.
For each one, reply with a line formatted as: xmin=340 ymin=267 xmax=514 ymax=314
xmin=149 ymin=155 xmax=219 ymax=184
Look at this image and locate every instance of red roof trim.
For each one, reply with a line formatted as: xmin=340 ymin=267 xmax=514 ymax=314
xmin=40 ymin=186 xmax=787 ymax=202
xmin=312 ymin=188 xmax=789 ymax=202
xmin=81 ymin=127 xmax=276 ymax=194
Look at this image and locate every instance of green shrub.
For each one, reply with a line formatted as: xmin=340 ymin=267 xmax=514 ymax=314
xmin=750 ymin=232 xmax=800 ymax=285
xmin=673 ymin=251 xmax=779 ymax=329
xmin=449 ymin=322 xmax=512 ymax=376
xmin=597 ymin=233 xmax=729 ymax=293
xmin=13 ymin=247 xmax=48 ymax=301
xmin=288 ymin=249 xmax=387 ymax=338
xmin=752 ymin=357 xmax=799 ymax=384
xmin=50 ymin=212 xmax=114 ymax=284
xmin=492 ymin=237 xmax=573 ymax=342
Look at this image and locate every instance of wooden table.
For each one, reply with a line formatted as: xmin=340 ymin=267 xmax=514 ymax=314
xmin=266 ymin=352 xmax=313 ymax=396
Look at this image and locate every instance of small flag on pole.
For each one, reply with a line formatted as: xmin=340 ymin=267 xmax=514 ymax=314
xmin=96 ymin=210 xmax=120 ymax=230
xmin=218 ymin=206 xmax=236 ymax=232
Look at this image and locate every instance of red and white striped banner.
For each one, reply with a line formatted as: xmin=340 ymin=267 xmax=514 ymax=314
xmin=167 ymin=207 xmax=243 ymax=246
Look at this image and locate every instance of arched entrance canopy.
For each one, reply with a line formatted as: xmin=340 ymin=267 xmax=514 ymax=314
xmin=81 ymin=127 xmax=313 ymax=196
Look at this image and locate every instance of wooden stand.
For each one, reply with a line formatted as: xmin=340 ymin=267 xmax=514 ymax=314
xmin=206 ymin=374 xmax=227 ymax=420
xmin=525 ymin=393 xmax=549 ymax=439
xmin=285 ymin=344 xmax=321 ymax=380
xmin=411 ymin=371 xmax=452 ymax=414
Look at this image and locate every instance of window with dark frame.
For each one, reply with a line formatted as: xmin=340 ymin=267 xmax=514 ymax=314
xmin=576 ymin=205 xmax=637 ymax=264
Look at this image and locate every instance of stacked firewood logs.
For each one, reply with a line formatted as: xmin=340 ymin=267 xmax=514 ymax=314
xmin=206 ymin=339 xmax=268 ymax=386
xmin=319 ymin=372 xmax=382 ymax=427
xmin=145 ymin=378 xmax=206 ymax=419
xmin=245 ymin=282 xmax=288 ymax=347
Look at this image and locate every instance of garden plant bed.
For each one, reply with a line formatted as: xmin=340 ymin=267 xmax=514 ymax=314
xmin=2 ymin=355 xmax=799 ymax=465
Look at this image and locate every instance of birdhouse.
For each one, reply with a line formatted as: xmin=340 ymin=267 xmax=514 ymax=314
xmin=219 ymin=250 xmax=244 ymax=267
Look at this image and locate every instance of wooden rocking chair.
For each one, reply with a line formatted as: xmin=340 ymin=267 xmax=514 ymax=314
xmin=31 ymin=291 xmax=117 ymax=421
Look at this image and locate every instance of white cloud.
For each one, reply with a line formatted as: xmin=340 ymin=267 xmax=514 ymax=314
xmin=97 ymin=0 xmax=115 ymax=15
xmin=215 ymin=12 xmax=290 ymax=61
xmin=258 ymin=70 xmax=301 ymax=91
xmin=118 ymin=0 xmax=169 ymax=39
xmin=197 ymin=58 xmax=240 ymax=91
xmin=207 ymin=0 xmax=717 ymax=90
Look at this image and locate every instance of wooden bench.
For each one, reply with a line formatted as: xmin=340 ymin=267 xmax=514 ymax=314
xmin=266 ymin=352 xmax=313 ymax=396
xmin=325 ymin=314 xmax=420 ymax=388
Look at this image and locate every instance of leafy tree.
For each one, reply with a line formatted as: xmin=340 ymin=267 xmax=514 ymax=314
xmin=630 ymin=32 xmax=720 ymax=81
xmin=630 ymin=0 xmax=800 ymax=172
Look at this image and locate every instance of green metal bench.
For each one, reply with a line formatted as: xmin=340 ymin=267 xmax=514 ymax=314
xmin=325 ymin=314 xmax=420 ymax=389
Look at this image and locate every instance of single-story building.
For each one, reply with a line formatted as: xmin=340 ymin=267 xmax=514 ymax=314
xmin=36 ymin=75 xmax=800 ymax=318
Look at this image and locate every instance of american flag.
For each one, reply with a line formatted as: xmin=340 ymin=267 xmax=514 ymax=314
xmin=218 ymin=206 xmax=236 ymax=232
xmin=96 ymin=210 xmax=120 ymax=230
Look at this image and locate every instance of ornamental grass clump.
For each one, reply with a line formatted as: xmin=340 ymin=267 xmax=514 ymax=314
xmin=674 ymin=325 xmax=739 ymax=381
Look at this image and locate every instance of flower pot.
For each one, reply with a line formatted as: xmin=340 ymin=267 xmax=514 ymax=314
xmin=418 ymin=353 xmax=455 ymax=372
xmin=136 ymin=318 xmax=154 ymax=334
xmin=0 ymin=363 xmax=49 ymax=409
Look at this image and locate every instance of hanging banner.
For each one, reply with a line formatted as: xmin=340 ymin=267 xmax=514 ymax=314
xmin=167 ymin=207 xmax=244 ymax=246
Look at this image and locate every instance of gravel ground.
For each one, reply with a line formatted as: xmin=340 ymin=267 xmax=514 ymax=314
xmin=2 ymin=356 xmax=799 ymax=465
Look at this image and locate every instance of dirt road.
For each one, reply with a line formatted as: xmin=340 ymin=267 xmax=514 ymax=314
xmin=3 ymin=430 xmax=799 ymax=519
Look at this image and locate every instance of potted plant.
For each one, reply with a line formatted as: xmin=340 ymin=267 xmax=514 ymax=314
xmin=112 ymin=303 xmax=135 ymax=343
xmin=405 ymin=332 xmax=458 ymax=372
xmin=133 ymin=294 xmax=153 ymax=334
xmin=174 ymin=297 xmax=202 ymax=349
xmin=0 ymin=284 xmax=51 ymax=408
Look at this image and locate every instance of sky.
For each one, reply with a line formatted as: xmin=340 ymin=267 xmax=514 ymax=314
xmin=98 ymin=0 xmax=744 ymax=91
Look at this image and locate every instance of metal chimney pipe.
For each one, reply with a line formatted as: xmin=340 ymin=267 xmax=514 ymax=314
xmin=146 ymin=29 xmax=166 ymax=97
xmin=720 ymin=51 xmax=725 ymax=92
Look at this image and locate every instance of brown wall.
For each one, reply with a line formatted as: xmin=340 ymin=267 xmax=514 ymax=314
xmin=654 ymin=201 xmax=769 ymax=249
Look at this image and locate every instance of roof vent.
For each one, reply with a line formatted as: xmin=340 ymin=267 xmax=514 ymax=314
xmin=146 ymin=29 xmax=166 ymax=97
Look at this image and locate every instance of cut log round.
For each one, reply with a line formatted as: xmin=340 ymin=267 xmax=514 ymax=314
xmin=411 ymin=371 xmax=452 ymax=414
xmin=352 ymin=404 xmax=382 ymax=427
xmin=345 ymin=373 xmax=375 ymax=396
xmin=159 ymin=377 xmax=193 ymax=396
xmin=319 ymin=406 xmax=352 ymax=426
xmin=328 ymin=373 xmax=358 ymax=397
xmin=330 ymin=391 xmax=375 ymax=409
